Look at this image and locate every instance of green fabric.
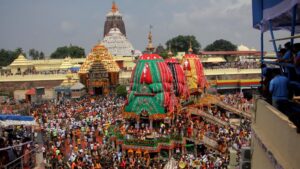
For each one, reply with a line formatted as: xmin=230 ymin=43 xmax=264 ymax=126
xmin=131 ymin=82 xmax=138 ymax=91
xmin=149 ymin=83 xmax=163 ymax=93
xmin=125 ymin=59 xmax=167 ymax=115
xmin=154 ymin=92 xmax=164 ymax=106
xmin=125 ymin=95 xmax=165 ymax=115
xmin=128 ymin=92 xmax=135 ymax=103
xmin=149 ymin=61 xmax=162 ymax=83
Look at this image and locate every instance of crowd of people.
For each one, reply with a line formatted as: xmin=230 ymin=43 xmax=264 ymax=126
xmin=0 ymin=68 xmax=69 ymax=76
xmin=221 ymin=93 xmax=253 ymax=113
xmin=0 ymin=125 xmax=35 ymax=168
xmin=31 ymin=95 xmax=124 ymax=168
xmin=0 ymin=98 xmax=30 ymax=115
xmin=178 ymin=108 xmax=251 ymax=168
xmin=203 ymin=61 xmax=260 ymax=70
xmin=0 ymin=90 xmax=255 ymax=169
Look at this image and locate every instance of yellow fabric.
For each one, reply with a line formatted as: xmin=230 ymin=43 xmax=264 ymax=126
xmin=186 ymin=59 xmax=198 ymax=91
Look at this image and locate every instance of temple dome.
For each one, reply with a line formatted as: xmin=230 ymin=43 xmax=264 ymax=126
xmin=79 ymin=43 xmax=120 ymax=74
xmin=238 ymin=44 xmax=250 ymax=51
xmin=60 ymin=56 xmax=73 ymax=69
xmin=101 ymin=28 xmax=134 ymax=56
xmin=10 ymin=54 xmax=33 ymax=66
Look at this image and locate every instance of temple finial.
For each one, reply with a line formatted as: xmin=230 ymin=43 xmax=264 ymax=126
xmin=188 ymin=39 xmax=193 ymax=54
xmin=111 ymin=1 xmax=118 ymax=13
xmin=168 ymin=43 xmax=173 ymax=57
xmin=146 ymin=25 xmax=155 ymax=53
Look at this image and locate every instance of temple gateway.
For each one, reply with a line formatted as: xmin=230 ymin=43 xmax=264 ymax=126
xmin=78 ymin=43 xmax=120 ymax=95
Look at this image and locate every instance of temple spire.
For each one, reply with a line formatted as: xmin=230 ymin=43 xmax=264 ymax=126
xmin=146 ymin=25 xmax=155 ymax=53
xmin=168 ymin=43 xmax=173 ymax=57
xmin=111 ymin=1 xmax=118 ymax=13
xmin=188 ymin=40 xmax=193 ymax=54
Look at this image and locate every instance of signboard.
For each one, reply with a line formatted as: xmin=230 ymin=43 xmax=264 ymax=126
xmin=35 ymin=87 xmax=45 ymax=95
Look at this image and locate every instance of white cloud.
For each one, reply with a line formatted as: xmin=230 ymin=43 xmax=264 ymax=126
xmin=60 ymin=21 xmax=74 ymax=33
xmin=161 ymin=0 xmax=257 ymax=49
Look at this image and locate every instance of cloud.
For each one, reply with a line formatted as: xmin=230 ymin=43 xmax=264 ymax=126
xmin=161 ymin=0 xmax=258 ymax=49
xmin=60 ymin=21 xmax=74 ymax=33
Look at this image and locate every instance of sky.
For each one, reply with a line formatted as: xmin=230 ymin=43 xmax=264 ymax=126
xmin=0 ymin=0 xmax=290 ymax=56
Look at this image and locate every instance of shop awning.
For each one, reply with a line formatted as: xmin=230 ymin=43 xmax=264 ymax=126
xmin=25 ymin=88 xmax=36 ymax=95
xmin=0 ymin=115 xmax=36 ymax=127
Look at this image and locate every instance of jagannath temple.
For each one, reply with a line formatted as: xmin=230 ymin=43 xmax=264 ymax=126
xmin=101 ymin=28 xmax=135 ymax=57
xmin=104 ymin=1 xmax=126 ymax=37
xmin=102 ymin=2 xmax=135 ymax=57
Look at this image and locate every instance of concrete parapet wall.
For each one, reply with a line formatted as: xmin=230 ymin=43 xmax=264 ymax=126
xmin=0 ymin=80 xmax=63 ymax=94
xmin=251 ymin=99 xmax=300 ymax=169
xmin=14 ymin=89 xmax=55 ymax=100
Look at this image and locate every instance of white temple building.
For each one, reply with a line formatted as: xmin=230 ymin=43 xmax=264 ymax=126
xmin=101 ymin=28 xmax=135 ymax=56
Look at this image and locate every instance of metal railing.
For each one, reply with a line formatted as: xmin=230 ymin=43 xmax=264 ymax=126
xmin=3 ymin=148 xmax=37 ymax=169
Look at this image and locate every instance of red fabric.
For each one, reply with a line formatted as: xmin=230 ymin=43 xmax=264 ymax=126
xmin=140 ymin=63 xmax=152 ymax=84
xmin=162 ymin=83 xmax=172 ymax=92
xmin=193 ymin=58 xmax=206 ymax=88
xmin=157 ymin=61 xmax=174 ymax=108
xmin=163 ymin=92 xmax=170 ymax=107
xmin=157 ymin=62 xmax=173 ymax=83
xmin=130 ymin=65 xmax=136 ymax=84
xmin=165 ymin=57 xmax=178 ymax=63
xmin=184 ymin=54 xmax=198 ymax=58
xmin=25 ymin=88 xmax=36 ymax=95
xmin=175 ymin=64 xmax=189 ymax=97
xmin=139 ymin=53 xmax=162 ymax=60
xmin=165 ymin=58 xmax=189 ymax=98
xmin=183 ymin=60 xmax=191 ymax=70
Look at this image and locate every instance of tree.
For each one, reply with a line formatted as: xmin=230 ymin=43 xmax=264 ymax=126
xmin=165 ymin=35 xmax=201 ymax=54
xmin=155 ymin=44 xmax=165 ymax=54
xmin=0 ymin=48 xmax=26 ymax=67
xmin=154 ymin=44 xmax=168 ymax=59
xmin=115 ymin=85 xmax=127 ymax=97
xmin=29 ymin=49 xmax=38 ymax=60
xmin=15 ymin=48 xmax=24 ymax=56
xmin=68 ymin=46 xmax=85 ymax=58
xmin=39 ymin=52 xmax=45 ymax=60
xmin=204 ymin=39 xmax=237 ymax=51
xmin=160 ymin=51 xmax=168 ymax=59
xmin=50 ymin=45 xmax=85 ymax=59
xmin=29 ymin=49 xmax=45 ymax=60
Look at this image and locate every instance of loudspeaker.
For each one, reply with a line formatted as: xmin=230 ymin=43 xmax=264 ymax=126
xmin=240 ymin=161 xmax=251 ymax=169
xmin=240 ymin=147 xmax=251 ymax=169
xmin=240 ymin=147 xmax=251 ymax=161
